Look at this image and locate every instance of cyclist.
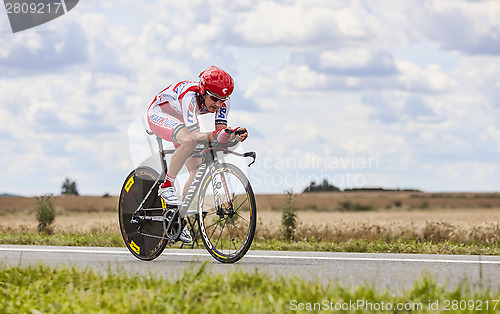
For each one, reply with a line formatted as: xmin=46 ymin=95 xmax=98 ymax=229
xmin=147 ymin=66 xmax=248 ymax=243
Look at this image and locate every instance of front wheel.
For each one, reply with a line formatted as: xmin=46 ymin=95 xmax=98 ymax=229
xmin=197 ymin=163 xmax=257 ymax=263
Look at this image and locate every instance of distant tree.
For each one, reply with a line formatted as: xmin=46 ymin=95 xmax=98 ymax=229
xmin=61 ymin=177 xmax=79 ymax=195
xmin=303 ymin=178 xmax=340 ymax=193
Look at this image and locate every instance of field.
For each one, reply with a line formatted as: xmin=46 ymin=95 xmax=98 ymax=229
xmin=0 ymin=192 xmax=499 ymax=254
xmin=1 ymin=193 xmax=499 ymax=313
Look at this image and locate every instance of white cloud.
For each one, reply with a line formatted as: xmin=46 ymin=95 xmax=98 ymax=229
xmin=269 ymin=56 xmax=456 ymax=95
xmin=233 ymin=0 xmax=386 ymax=47
xmin=395 ymin=60 xmax=458 ymax=93
xmin=319 ymin=49 xmax=397 ymax=76
xmin=0 ymin=22 xmax=87 ymax=75
xmin=1 ymin=0 xmax=500 ymax=195
xmin=453 ymin=55 xmax=500 ymax=100
xmin=411 ymin=0 xmax=500 ymax=55
xmin=277 ymin=65 xmax=327 ymax=90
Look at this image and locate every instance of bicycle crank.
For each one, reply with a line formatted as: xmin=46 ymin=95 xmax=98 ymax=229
xmin=163 ymin=208 xmax=183 ymax=241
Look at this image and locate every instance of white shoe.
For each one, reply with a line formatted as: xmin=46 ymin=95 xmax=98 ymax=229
xmin=158 ymin=186 xmax=182 ymax=206
xmin=178 ymin=225 xmax=192 ymax=243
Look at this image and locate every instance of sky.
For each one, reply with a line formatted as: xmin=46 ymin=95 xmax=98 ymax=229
xmin=1 ymin=0 xmax=500 ymax=196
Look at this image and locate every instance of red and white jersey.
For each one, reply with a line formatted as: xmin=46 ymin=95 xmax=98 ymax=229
xmin=149 ymin=80 xmax=230 ymax=132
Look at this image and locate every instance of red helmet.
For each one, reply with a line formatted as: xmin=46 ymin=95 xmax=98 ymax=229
xmin=199 ymin=66 xmax=234 ymax=98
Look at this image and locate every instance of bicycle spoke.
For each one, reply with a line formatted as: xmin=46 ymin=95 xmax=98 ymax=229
xmin=235 ymin=212 xmax=250 ymax=224
xmin=214 ymin=219 xmax=226 ymax=251
xmin=228 ymin=220 xmax=247 ymax=238
xmin=234 ymin=197 xmax=249 ymax=213
xmin=198 ymin=164 xmax=256 ymax=263
xmin=208 ymin=218 xmax=220 ymax=241
xmin=205 ymin=214 xmax=227 ymax=230
xmin=226 ymin=222 xmax=240 ymax=252
xmin=228 ymin=223 xmax=242 ymax=247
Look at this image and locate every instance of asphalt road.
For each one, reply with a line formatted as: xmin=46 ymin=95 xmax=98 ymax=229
xmin=1 ymin=245 xmax=499 ymax=291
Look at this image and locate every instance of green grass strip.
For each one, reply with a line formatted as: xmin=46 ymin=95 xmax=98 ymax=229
xmin=251 ymin=239 xmax=500 ymax=255
xmin=1 ymin=263 xmax=499 ymax=313
xmin=0 ymin=232 xmax=123 ymax=247
xmin=0 ymin=232 xmax=498 ymax=255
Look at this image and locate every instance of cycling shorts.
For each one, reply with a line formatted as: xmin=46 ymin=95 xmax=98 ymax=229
xmin=147 ymin=102 xmax=199 ymax=148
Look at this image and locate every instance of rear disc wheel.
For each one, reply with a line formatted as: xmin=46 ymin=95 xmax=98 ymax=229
xmin=118 ymin=166 xmax=168 ymax=261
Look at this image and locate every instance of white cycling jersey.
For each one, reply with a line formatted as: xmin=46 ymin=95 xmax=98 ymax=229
xmin=150 ymin=80 xmax=230 ymax=132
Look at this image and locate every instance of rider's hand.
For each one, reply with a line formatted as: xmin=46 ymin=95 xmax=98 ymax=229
xmin=212 ymin=128 xmax=231 ymax=144
xmin=233 ymin=127 xmax=248 ymax=142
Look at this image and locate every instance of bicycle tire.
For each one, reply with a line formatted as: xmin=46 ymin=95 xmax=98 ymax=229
xmin=118 ymin=166 xmax=168 ymax=261
xmin=197 ymin=163 xmax=257 ymax=263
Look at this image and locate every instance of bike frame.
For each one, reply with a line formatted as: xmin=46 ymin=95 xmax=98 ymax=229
xmin=135 ymin=132 xmax=229 ymax=220
xmin=121 ymin=129 xmax=257 ymax=262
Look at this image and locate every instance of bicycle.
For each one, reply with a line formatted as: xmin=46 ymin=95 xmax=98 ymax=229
xmin=118 ymin=129 xmax=257 ymax=263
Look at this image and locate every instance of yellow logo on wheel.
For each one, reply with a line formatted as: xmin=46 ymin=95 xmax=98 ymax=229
xmin=124 ymin=176 xmax=135 ymax=192
xmin=129 ymin=240 xmax=140 ymax=255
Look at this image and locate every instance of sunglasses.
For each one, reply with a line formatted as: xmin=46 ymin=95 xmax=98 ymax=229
xmin=206 ymin=90 xmax=229 ymax=103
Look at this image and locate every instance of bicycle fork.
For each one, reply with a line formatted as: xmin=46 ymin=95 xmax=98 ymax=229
xmin=210 ymin=165 xmax=235 ymax=219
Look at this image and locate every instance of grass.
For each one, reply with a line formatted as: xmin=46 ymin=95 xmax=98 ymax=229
xmin=0 ymin=227 xmax=498 ymax=255
xmin=0 ymin=213 xmax=498 ymax=255
xmin=1 ymin=263 xmax=499 ymax=313
xmin=256 ymin=220 xmax=500 ymax=246
xmin=1 ymin=195 xmax=499 ymax=255
xmin=0 ymin=230 xmax=123 ymax=247
xmin=251 ymin=239 xmax=500 ymax=255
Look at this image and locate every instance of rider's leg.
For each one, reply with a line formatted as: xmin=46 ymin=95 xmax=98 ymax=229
xmin=182 ymin=156 xmax=202 ymax=198
xmin=162 ymin=127 xmax=196 ymax=188
xmin=157 ymin=128 xmax=196 ymax=207
xmin=158 ymin=128 xmax=197 ymax=243
xmin=147 ymin=104 xmax=186 ymax=190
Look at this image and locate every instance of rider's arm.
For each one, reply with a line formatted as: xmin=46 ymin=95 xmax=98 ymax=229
xmin=215 ymin=99 xmax=230 ymax=127
xmin=190 ymin=129 xmax=214 ymax=142
xmin=183 ymin=124 xmax=227 ymax=143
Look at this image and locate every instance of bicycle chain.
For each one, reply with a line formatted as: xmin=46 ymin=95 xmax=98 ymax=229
xmin=138 ymin=230 xmax=170 ymax=240
xmin=136 ymin=209 xmax=183 ymax=241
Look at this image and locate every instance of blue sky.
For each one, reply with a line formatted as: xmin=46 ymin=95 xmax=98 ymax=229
xmin=1 ymin=0 xmax=500 ymax=196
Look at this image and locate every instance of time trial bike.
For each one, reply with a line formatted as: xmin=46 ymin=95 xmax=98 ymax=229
xmin=118 ymin=129 xmax=257 ymax=263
